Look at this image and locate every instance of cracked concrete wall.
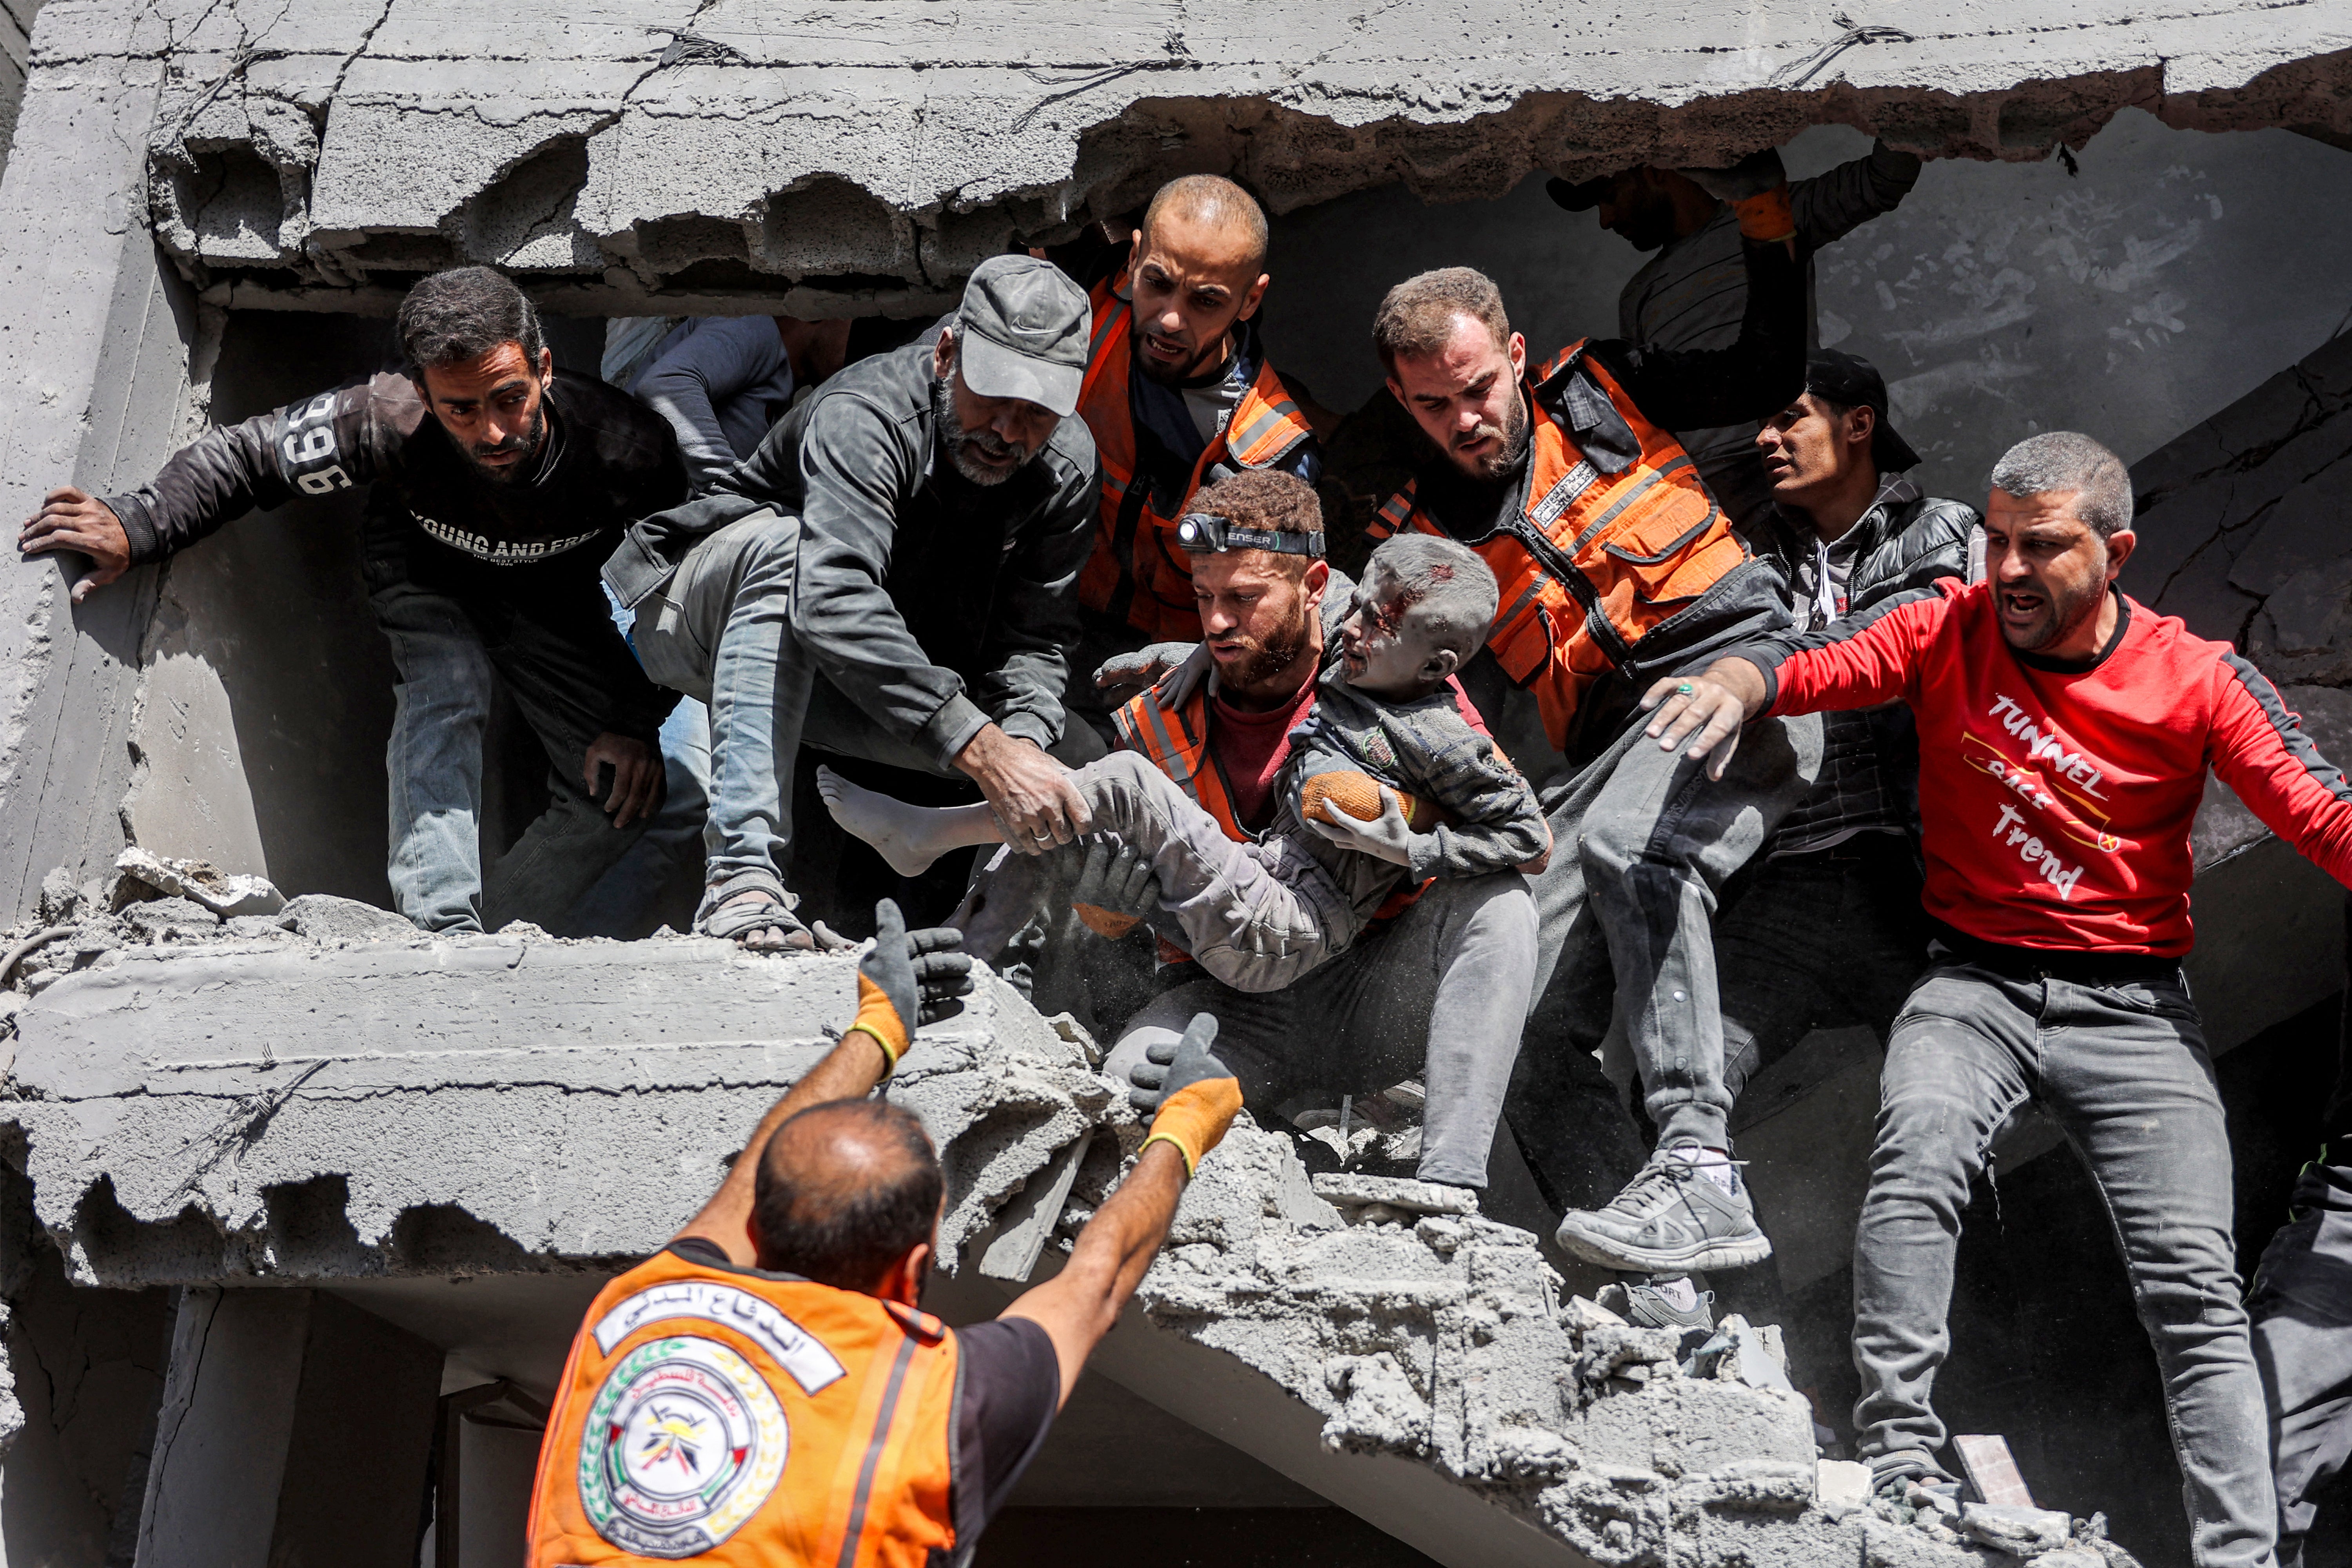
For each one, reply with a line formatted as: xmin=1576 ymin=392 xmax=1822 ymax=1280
xmin=86 ymin=0 xmax=2352 ymax=315
xmin=0 ymin=923 xmax=2143 ymax=1568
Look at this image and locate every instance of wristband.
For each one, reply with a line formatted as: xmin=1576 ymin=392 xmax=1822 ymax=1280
xmin=1141 ymin=1075 xmax=1243 ymax=1177
xmin=844 ymin=973 xmax=911 ymax=1076
xmin=1733 ymin=186 xmax=1797 ymax=244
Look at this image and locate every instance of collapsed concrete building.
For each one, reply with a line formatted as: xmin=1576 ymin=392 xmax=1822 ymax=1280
xmin=5 ymin=3 xmax=2352 ymax=1564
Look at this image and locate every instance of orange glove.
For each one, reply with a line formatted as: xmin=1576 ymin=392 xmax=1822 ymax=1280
xmin=1132 ymin=1014 xmax=1242 ymax=1176
xmin=1734 ymin=185 xmax=1797 ymax=245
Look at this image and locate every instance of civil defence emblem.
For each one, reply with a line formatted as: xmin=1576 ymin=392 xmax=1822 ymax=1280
xmin=578 ymin=1335 xmax=789 ymax=1558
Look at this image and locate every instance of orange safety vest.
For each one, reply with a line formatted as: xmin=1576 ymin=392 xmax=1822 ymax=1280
xmin=1075 ymin=273 xmax=1318 ymax=640
xmin=526 ymin=1246 xmax=962 ymax=1568
xmin=1365 ymin=342 xmax=1750 ymax=755
xmin=1112 ymin=678 xmax=1429 ymax=954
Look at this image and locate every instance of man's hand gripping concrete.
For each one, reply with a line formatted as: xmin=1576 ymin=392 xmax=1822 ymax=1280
xmin=18 ymin=487 xmax=132 ymax=604
xmin=1639 ymin=657 xmax=1773 ymax=780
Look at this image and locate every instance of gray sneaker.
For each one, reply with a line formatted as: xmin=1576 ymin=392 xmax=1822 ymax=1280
xmin=1597 ymin=1275 xmax=1715 ymax=1333
xmin=1553 ymin=1147 xmax=1773 ymax=1272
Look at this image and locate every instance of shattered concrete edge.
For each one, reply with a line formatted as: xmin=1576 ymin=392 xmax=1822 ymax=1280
xmin=0 ymin=920 xmax=2144 ymax=1563
xmin=43 ymin=0 xmax=2351 ymax=310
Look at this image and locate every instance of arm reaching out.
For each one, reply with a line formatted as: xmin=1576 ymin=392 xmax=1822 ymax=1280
xmin=1003 ymin=1014 xmax=1240 ymax=1405
xmin=1637 ymin=657 xmax=1774 ymax=779
xmin=670 ymin=899 xmax=973 ymax=1262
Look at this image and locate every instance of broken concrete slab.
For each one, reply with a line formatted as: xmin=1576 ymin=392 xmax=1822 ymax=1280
xmin=111 ymin=846 xmax=283 ymax=918
xmin=274 ymin=892 xmax=415 ymax=942
xmin=17 ymin=0 xmax=2343 ymax=314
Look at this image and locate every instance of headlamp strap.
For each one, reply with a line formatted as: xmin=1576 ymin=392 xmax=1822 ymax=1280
xmin=1175 ymin=512 xmax=1327 ymax=558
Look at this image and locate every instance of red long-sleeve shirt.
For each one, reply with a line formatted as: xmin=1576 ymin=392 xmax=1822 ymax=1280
xmin=1748 ymin=578 xmax=2352 ymax=955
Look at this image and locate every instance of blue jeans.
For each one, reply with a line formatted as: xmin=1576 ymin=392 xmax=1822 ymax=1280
xmin=570 ymin=587 xmax=718 ymax=934
xmin=1854 ymin=961 xmax=2276 ymax=1568
xmin=369 ymin=573 xmax=653 ymax=933
xmin=2250 ymin=1154 xmax=2352 ymax=1566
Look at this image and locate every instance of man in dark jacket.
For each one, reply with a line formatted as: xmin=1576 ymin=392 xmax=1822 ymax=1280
xmin=16 ymin=267 xmax=686 ymax=935
xmin=604 ymin=256 xmax=1099 ymax=949
xmin=1610 ymin=351 xmax=1977 ymax=1331
xmin=1548 ymin=142 xmax=1924 ymax=529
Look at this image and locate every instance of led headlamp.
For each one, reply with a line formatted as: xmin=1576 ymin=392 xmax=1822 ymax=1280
xmin=1174 ymin=512 xmax=1327 ymax=558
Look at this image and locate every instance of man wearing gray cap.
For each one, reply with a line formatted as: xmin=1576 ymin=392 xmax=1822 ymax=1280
xmin=603 ymin=255 xmax=1101 ymax=947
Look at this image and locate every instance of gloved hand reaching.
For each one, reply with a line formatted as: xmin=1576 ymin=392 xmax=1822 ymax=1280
xmin=1070 ymin=838 xmax=1162 ymax=938
xmin=1094 ymin=641 xmax=1213 ymax=711
xmin=1129 ymin=1013 xmax=1243 ymax=1176
xmin=846 ymin=898 xmax=975 ymax=1074
xmin=1679 ymin=147 xmax=1795 ymax=249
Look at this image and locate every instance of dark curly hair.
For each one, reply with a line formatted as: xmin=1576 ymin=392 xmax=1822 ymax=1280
xmin=396 ymin=266 xmax=545 ymax=372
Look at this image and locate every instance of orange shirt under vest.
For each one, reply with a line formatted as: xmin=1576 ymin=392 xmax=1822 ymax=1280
xmin=1367 ymin=341 xmax=1752 ymax=757
xmin=1073 ymin=272 xmax=1318 ymax=641
xmin=526 ymin=1245 xmax=961 ymax=1568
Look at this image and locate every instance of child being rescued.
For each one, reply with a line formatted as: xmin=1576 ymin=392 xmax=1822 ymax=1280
xmin=817 ymin=514 xmax=1552 ymax=994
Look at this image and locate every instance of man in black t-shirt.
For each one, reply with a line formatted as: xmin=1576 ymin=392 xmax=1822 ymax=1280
xmin=18 ymin=268 xmax=687 ymax=934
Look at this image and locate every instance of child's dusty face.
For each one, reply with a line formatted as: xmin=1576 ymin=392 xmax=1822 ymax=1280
xmin=1338 ymin=564 xmax=1448 ymax=698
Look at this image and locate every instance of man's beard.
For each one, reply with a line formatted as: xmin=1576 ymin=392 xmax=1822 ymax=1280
xmin=1451 ymin=391 xmax=1532 ymax=485
xmin=1130 ymin=318 xmax=1216 ymax=388
xmin=1222 ymin=610 xmax=1310 ymax=691
xmin=933 ymin=375 xmax=1031 ymax=486
xmin=2005 ymin=573 xmax=2107 ymax=653
xmin=466 ymin=403 xmax=546 ymax=483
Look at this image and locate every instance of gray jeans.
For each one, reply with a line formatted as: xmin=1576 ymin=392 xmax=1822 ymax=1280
xmin=629 ymin=512 xmax=959 ymax=889
xmin=1856 ymin=961 xmax=2276 ymax=1568
xmin=370 ymin=574 xmax=650 ymax=934
xmin=1515 ymin=702 xmax=1823 ymax=1178
xmin=1070 ymin=751 xmax=1375 ymax=994
xmin=572 ymin=587 xmax=718 ymax=935
xmin=2250 ymin=1155 xmax=2352 ymax=1567
xmin=1102 ymin=872 xmax=1538 ymax=1189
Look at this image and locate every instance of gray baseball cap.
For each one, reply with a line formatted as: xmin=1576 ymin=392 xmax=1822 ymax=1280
xmin=954 ymin=254 xmax=1091 ymax=418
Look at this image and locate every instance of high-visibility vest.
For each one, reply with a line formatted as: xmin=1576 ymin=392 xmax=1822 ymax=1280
xmin=1365 ymin=342 xmax=1750 ymax=755
xmin=1112 ymin=678 xmax=1429 ymax=955
xmin=526 ymin=1246 xmax=963 ymax=1568
xmin=1075 ymin=273 xmax=1318 ymax=639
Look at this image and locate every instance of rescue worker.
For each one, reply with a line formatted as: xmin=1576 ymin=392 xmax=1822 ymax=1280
xmin=604 ymin=256 xmax=1098 ymax=949
xmin=17 ymin=266 xmax=685 ymax=935
xmin=526 ymin=900 xmax=1246 ymax=1565
xmin=1546 ymin=140 xmax=1922 ymax=528
xmin=1362 ymin=151 xmax=1810 ymax=1272
xmin=1650 ymin=430 xmax=2352 ymax=1562
xmin=1063 ymin=480 xmax=1540 ymax=1196
xmin=1068 ymin=175 xmax=1323 ymax=752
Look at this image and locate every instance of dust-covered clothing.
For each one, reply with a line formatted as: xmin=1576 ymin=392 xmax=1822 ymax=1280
xmin=1071 ymin=665 xmax=1546 ymax=992
xmin=608 ymin=337 xmax=1096 ymax=768
xmin=1287 ymin=667 xmax=1551 ymax=884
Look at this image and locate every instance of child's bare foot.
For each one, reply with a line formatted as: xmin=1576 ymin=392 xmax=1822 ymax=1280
xmin=816 ymin=766 xmax=956 ymax=877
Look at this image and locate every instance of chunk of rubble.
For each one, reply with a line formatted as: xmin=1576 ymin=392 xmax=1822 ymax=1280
xmin=112 ymin=847 xmax=284 ymax=918
xmin=275 ymin=894 xmax=417 ymax=942
xmin=1311 ymin=1172 xmax=1479 ymax=1224
xmin=1960 ymin=1502 xmax=2074 ymax=1554
xmin=122 ymin=897 xmax=221 ymax=942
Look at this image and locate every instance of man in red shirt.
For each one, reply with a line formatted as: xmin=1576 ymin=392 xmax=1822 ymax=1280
xmin=1645 ymin=431 xmax=2352 ymax=1564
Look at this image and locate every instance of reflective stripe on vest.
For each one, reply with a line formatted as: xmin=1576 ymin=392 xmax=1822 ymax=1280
xmin=526 ymin=1247 xmax=960 ymax=1568
xmin=1368 ymin=341 xmax=1742 ymax=751
xmin=1075 ymin=272 xmax=1316 ymax=639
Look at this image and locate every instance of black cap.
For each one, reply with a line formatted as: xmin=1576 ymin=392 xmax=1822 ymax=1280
xmin=1805 ymin=349 xmax=1922 ymax=472
xmin=1545 ymin=175 xmax=1613 ymax=212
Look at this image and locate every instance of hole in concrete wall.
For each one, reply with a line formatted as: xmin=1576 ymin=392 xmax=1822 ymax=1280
xmin=162 ymin=142 xmax=287 ymax=262
xmin=751 ymin=177 xmax=915 ymax=279
xmin=626 ymin=213 xmax=750 ymax=274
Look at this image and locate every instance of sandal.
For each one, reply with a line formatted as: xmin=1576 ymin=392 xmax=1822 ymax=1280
xmin=695 ymin=869 xmax=813 ymax=951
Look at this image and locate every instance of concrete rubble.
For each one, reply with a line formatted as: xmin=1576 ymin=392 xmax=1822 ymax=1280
xmin=48 ymin=0 xmax=2347 ymax=314
xmin=0 ymin=886 xmax=2146 ymax=1567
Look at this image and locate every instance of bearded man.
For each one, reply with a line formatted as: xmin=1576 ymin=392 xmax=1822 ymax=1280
xmin=18 ymin=266 xmax=686 ymax=935
xmin=605 ymin=256 xmax=1102 ymax=947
